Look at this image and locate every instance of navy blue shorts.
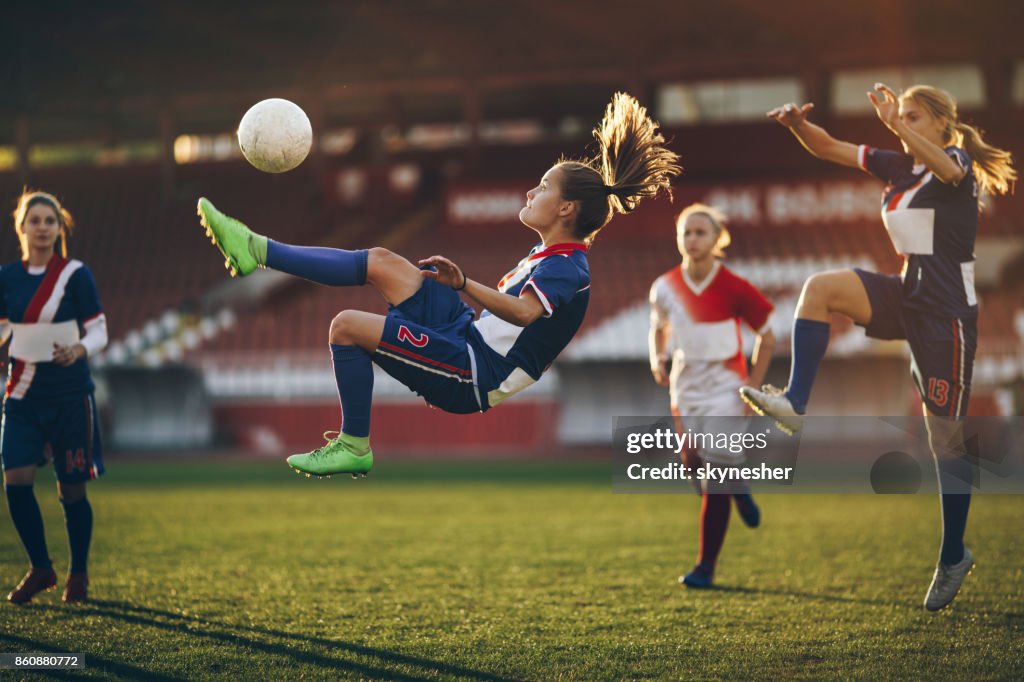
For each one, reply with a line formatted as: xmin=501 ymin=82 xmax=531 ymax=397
xmin=373 ymin=278 xmax=484 ymax=414
xmin=1 ymin=393 xmax=104 ymax=483
xmin=855 ymin=269 xmax=976 ymax=417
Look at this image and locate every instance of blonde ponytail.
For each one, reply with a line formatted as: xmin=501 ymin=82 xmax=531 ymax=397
xmin=901 ymin=85 xmax=1016 ymax=197
xmin=953 ymin=121 xmax=1016 ymax=196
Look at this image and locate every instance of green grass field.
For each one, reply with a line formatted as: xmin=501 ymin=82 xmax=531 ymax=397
xmin=1 ymin=459 xmax=1022 ymax=681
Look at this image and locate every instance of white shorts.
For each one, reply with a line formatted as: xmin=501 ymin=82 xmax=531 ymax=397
xmin=672 ymin=383 xmax=747 ymax=467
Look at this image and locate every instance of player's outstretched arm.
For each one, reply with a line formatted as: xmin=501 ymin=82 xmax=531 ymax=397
xmin=419 ymin=255 xmax=545 ymax=327
xmin=767 ymin=102 xmax=859 ymax=168
xmin=868 ymin=83 xmax=966 ymax=185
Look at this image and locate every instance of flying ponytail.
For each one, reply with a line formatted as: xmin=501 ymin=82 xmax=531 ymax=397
xmin=557 ymin=93 xmax=681 ymax=244
xmin=952 ymin=120 xmax=1016 ymax=196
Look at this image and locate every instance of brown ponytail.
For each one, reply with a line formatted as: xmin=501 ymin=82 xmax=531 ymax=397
xmin=557 ymin=92 xmax=681 ymax=245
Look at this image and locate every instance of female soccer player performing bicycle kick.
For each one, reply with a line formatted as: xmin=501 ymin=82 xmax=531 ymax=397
xmin=740 ymin=83 xmax=1015 ymax=611
xmin=197 ymin=92 xmax=681 ymax=480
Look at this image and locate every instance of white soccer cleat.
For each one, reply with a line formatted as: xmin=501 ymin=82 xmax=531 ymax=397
xmin=739 ymin=385 xmax=804 ymax=435
xmin=924 ymin=547 xmax=974 ymax=611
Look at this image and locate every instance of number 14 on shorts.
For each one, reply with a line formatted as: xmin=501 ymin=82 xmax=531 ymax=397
xmin=65 ymin=448 xmax=87 ymax=474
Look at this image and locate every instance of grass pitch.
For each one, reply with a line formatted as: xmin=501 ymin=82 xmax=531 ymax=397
xmin=1 ymin=459 xmax=1022 ymax=680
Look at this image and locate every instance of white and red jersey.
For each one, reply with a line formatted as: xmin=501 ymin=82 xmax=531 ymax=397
xmin=650 ymin=261 xmax=773 ymax=413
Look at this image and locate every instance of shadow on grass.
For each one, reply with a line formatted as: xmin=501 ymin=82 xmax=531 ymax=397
xmin=683 ymin=584 xmax=893 ymax=607
xmin=32 ymin=600 xmax=518 ymax=682
xmin=0 ymin=631 xmax=188 ymax=681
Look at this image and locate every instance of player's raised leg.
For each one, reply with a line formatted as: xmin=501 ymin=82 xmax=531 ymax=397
xmin=197 ymin=198 xmax=266 ymax=277
xmin=197 ymin=199 xmax=424 ymax=305
xmin=285 ymin=310 xmax=384 ymax=478
xmin=741 ymin=270 xmax=871 ymax=434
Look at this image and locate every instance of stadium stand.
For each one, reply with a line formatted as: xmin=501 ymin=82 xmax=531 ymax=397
xmin=1 ymin=94 xmax=1020 ymax=450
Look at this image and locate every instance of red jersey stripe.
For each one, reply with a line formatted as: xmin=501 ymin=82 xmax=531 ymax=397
xmin=377 ymin=341 xmax=472 ymax=376
xmin=21 ymin=255 xmax=69 ymax=323
xmin=5 ymin=359 xmax=24 ymax=398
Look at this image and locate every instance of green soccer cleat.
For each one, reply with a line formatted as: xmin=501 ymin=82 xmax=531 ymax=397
xmin=286 ymin=432 xmax=374 ymax=478
xmin=196 ymin=197 xmax=265 ymax=277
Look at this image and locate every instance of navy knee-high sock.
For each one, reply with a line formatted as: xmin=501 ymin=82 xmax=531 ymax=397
xmin=785 ymin=318 xmax=831 ymax=414
xmin=5 ymin=484 xmax=51 ymax=570
xmin=61 ymin=497 xmax=93 ymax=575
xmin=266 ymin=241 xmax=368 ymax=287
xmin=331 ymin=343 xmax=374 ymax=438
xmin=697 ymin=493 xmax=731 ymax=573
xmin=936 ymin=455 xmax=973 ymax=565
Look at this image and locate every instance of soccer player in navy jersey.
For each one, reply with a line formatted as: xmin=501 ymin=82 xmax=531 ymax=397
xmin=197 ymin=93 xmax=680 ymax=478
xmin=650 ymin=204 xmax=776 ymax=588
xmin=2 ymin=191 xmax=108 ymax=604
xmin=740 ymin=84 xmax=1016 ymax=610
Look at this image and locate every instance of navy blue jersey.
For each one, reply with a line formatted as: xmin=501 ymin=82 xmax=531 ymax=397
xmin=857 ymin=144 xmax=979 ymax=318
xmin=0 ymin=256 xmax=104 ymax=400
xmin=469 ymin=243 xmax=590 ymax=407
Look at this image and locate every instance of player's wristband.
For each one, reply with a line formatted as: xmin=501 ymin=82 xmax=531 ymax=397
xmin=454 ymin=273 xmax=468 ymax=291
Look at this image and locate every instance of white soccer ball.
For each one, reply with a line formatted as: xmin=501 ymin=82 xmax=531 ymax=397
xmin=237 ymin=98 xmax=312 ymax=173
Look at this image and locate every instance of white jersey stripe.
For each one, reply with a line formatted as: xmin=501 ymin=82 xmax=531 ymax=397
xmin=523 ymin=281 xmax=553 ymax=317
xmin=38 ymin=259 xmax=83 ymax=323
xmin=9 ymin=363 xmax=36 ymax=400
xmin=955 ymin=319 xmax=966 ymax=417
xmin=376 ymin=349 xmax=475 ymax=384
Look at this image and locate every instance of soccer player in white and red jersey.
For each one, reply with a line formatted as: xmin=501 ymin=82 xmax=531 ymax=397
xmin=650 ymin=203 xmax=775 ymax=588
xmin=1 ymin=190 xmax=108 ymax=604
xmin=744 ymin=84 xmax=1016 ymax=610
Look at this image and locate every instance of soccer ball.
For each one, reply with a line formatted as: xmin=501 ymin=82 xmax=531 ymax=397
xmin=237 ymin=98 xmax=312 ymax=173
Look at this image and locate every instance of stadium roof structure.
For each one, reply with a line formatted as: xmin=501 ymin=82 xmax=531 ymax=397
xmin=2 ymin=0 xmax=1022 ymax=145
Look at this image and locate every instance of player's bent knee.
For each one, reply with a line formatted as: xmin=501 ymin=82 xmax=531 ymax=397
xmin=366 ymin=247 xmax=418 ymax=283
xmin=366 ymin=247 xmax=404 ymax=275
xmin=802 ymin=270 xmax=870 ymax=323
xmin=367 ymin=246 xmax=395 ymax=263
xmin=329 ymin=310 xmax=358 ymax=345
xmin=928 ymin=436 xmax=967 ymax=461
xmin=925 ymin=416 xmax=967 ymax=460
xmin=3 ymin=466 xmax=36 ymax=486
xmin=802 ymin=272 xmax=834 ymax=304
xmin=924 ymin=409 xmax=966 ymax=458
xmin=58 ymin=483 xmax=86 ymax=504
